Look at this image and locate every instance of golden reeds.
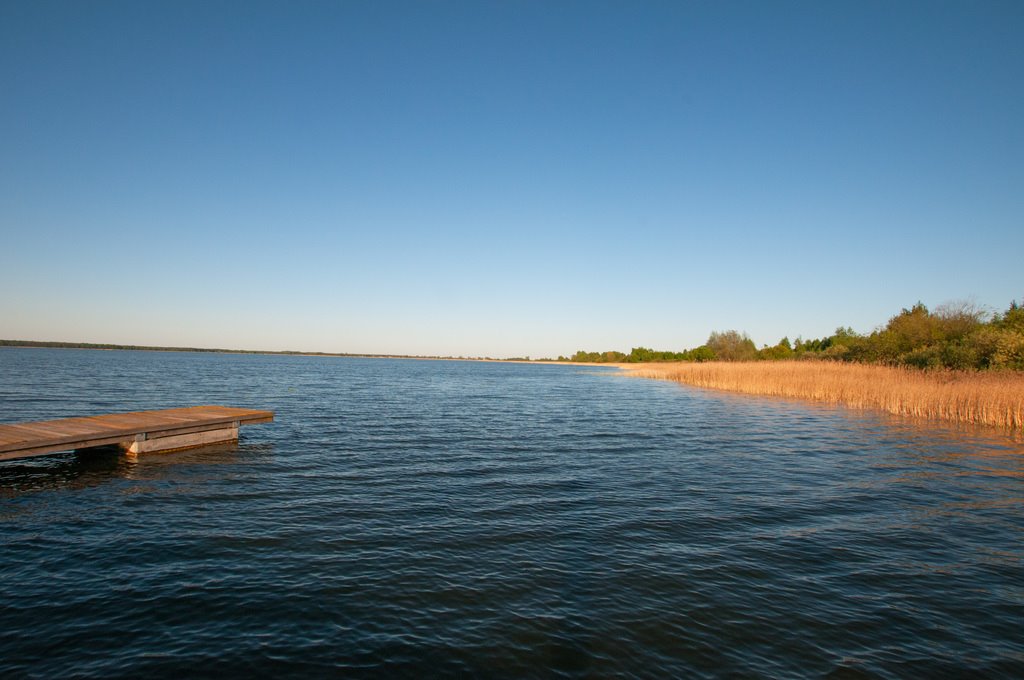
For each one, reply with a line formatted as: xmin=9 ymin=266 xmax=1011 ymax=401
xmin=621 ymin=361 xmax=1024 ymax=431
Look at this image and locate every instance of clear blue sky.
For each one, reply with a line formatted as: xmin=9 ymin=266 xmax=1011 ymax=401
xmin=2 ymin=1 xmax=1021 ymax=357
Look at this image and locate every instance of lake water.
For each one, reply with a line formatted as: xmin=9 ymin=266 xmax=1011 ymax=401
xmin=1 ymin=348 xmax=1022 ymax=678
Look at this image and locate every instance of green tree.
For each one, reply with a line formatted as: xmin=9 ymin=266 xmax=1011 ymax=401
xmin=687 ymin=346 xmax=716 ymax=362
xmin=758 ymin=337 xmax=794 ymax=360
xmin=706 ymin=330 xmax=757 ymax=361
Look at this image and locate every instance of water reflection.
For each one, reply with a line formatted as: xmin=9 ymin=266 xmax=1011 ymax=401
xmin=866 ymin=419 xmax=1024 ymax=482
xmin=0 ymin=443 xmax=274 ymax=495
xmin=0 ymin=447 xmax=130 ymax=495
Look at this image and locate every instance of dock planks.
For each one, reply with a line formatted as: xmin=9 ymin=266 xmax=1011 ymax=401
xmin=0 ymin=405 xmax=274 ymax=461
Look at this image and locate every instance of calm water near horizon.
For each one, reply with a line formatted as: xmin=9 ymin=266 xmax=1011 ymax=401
xmin=1 ymin=347 xmax=1022 ymax=678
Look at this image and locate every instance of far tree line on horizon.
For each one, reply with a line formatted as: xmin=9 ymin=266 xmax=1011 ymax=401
xmin=563 ymin=300 xmax=1024 ymax=371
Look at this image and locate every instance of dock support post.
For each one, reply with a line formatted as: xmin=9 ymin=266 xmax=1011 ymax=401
xmin=121 ymin=426 xmax=240 ymax=454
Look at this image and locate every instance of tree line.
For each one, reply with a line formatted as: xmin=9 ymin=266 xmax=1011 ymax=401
xmin=563 ymin=300 xmax=1024 ymax=371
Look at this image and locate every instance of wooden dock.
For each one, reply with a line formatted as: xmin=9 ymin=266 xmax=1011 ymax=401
xmin=0 ymin=405 xmax=274 ymax=462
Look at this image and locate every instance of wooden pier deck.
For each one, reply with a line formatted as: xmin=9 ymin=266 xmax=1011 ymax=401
xmin=0 ymin=406 xmax=274 ymax=461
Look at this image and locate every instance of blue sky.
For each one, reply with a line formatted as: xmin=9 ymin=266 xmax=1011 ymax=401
xmin=2 ymin=1 xmax=1021 ymax=357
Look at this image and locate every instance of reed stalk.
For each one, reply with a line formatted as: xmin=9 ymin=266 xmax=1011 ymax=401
xmin=621 ymin=361 xmax=1024 ymax=431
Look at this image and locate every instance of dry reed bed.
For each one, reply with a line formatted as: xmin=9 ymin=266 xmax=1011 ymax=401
xmin=621 ymin=361 xmax=1024 ymax=431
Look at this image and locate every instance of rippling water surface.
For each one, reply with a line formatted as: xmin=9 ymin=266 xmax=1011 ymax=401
xmin=1 ymin=348 xmax=1022 ymax=678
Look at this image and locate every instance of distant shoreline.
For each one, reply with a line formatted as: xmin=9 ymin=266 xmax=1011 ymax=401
xmin=0 ymin=339 xmax=572 ymax=364
xmin=7 ymin=340 xmax=1020 ymax=430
